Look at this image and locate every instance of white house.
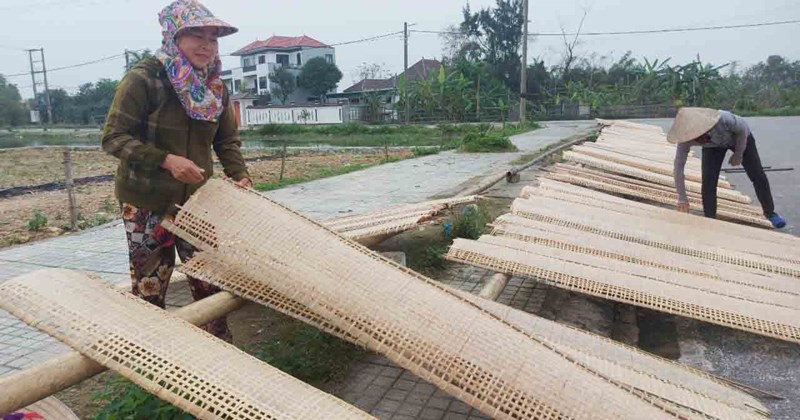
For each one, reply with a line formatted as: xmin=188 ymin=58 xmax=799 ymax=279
xmin=221 ymin=35 xmax=335 ymax=108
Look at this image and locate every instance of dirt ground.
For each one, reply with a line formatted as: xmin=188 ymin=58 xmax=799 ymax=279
xmin=0 ymin=149 xmax=410 ymax=249
xmin=0 ymin=148 xmax=118 ymax=188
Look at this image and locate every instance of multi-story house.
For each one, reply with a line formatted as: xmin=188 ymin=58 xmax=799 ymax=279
xmin=221 ymin=35 xmax=335 ymax=105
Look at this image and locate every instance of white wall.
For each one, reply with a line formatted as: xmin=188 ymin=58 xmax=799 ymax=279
xmin=245 ymin=105 xmax=345 ymax=126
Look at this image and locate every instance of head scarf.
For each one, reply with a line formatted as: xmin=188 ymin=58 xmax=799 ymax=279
xmin=155 ymin=0 xmax=237 ymax=122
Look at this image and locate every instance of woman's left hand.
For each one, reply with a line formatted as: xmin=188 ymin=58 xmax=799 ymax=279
xmin=728 ymin=155 xmax=742 ymax=166
xmin=235 ymin=178 xmax=253 ymax=188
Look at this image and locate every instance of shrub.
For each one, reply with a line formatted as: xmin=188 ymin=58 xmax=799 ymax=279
xmin=418 ymin=244 xmax=448 ymax=271
xmin=449 ymin=204 xmax=489 ymax=240
xmin=257 ymin=124 xmax=308 ymax=135
xmin=26 ymin=211 xmax=48 ymax=231
xmin=411 ymin=146 xmax=439 ymax=157
xmin=93 ymin=377 xmax=190 ymax=420
xmin=460 ymin=132 xmax=517 ymax=153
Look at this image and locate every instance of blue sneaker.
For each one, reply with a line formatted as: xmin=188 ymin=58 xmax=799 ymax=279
xmin=767 ymin=213 xmax=786 ymax=229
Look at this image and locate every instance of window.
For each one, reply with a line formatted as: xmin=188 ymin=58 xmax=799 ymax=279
xmin=258 ymin=76 xmax=267 ymax=91
xmin=276 ymin=54 xmax=289 ymax=66
xmin=325 ymin=54 xmax=333 ymax=64
xmin=232 ymin=79 xmax=240 ymax=93
xmin=258 ymin=55 xmax=266 ymax=65
xmin=296 ymin=53 xmax=302 ymax=67
xmin=242 ymin=56 xmax=255 ymax=67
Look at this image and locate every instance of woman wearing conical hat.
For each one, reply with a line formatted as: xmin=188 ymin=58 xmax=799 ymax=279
xmin=667 ymin=107 xmax=786 ymax=228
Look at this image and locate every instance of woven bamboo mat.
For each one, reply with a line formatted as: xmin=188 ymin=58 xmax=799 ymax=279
xmin=530 ymin=177 xmax=797 ymax=249
xmin=11 ymin=396 xmax=79 ymax=420
xmin=538 ymin=173 xmax=773 ymax=227
xmin=571 ymin=144 xmax=718 ymax=186
xmin=523 ymin=183 xmax=800 ymax=254
xmin=163 ymin=179 xmax=769 ymax=420
xmin=320 ymin=196 xmax=476 ymax=240
xmin=447 ymin=237 xmax=800 ymax=344
xmin=0 ymin=269 xmax=373 ymax=420
xmin=545 ymin=164 xmax=757 ymax=216
xmin=491 ymin=215 xmax=800 ymax=294
xmin=181 ymin=250 xmax=771 ymax=420
xmin=564 ymin=151 xmax=751 ymax=203
xmin=510 ymin=198 xmax=800 ymax=273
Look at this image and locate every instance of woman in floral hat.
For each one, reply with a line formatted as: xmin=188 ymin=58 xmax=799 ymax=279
xmin=102 ymin=0 xmax=250 ymax=339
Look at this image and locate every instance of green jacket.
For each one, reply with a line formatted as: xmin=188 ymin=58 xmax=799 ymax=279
xmin=102 ymin=58 xmax=249 ymax=214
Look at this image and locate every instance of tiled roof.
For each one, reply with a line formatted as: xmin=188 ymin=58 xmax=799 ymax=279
xmin=343 ymin=78 xmax=396 ymax=93
xmin=342 ymin=58 xmax=443 ymax=93
xmin=232 ymin=35 xmax=329 ymax=56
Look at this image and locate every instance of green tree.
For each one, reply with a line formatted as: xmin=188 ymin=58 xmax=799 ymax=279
xmin=0 ymin=75 xmax=27 ymax=126
xmin=298 ymin=57 xmax=343 ymax=100
xmin=269 ymin=67 xmax=296 ymax=104
xmin=126 ymin=49 xmax=154 ymax=71
xmin=460 ymin=0 xmax=524 ymax=90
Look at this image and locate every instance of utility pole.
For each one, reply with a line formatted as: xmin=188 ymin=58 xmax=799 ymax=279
xmin=125 ymin=49 xmax=130 ymax=71
xmin=27 ymin=48 xmax=52 ymax=128
xmin=40 ymin=49 xmax=53 ymax=126
xmin=27 ymin=49 xmax=40 ymax=128
xmin=519 ymin=0 xmax=529 ymax=123
xmin=403 ymin=22 xmax=409 ymax=124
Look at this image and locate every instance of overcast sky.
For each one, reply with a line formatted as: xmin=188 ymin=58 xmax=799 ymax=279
xmin=1 ymin=0 xmax=798 ymax=99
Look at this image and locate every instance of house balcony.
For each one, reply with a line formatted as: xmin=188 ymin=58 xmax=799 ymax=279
xmin=243 ymin=65 xmax=258 ymax=73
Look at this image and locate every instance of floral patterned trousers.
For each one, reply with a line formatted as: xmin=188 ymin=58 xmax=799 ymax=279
xmin=122 ymin=203 xmax=230 ymax=340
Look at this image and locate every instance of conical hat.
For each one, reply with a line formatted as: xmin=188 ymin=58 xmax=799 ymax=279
xmin=667 ymin=107 xmax=721 ymax=144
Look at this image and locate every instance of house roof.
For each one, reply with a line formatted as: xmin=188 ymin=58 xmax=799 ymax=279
xmin=232 ymin=35 xmax=330 ymax=56
xmin=341 ymin=58 xmax=443 ymax=94
xmin=343 ymin=78 xmax=396 ymax=93
xmin=403 ymin=59 xmax=442 ymax=83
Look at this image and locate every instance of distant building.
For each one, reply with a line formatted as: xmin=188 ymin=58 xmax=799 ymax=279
xmin=329 ymin=58 xmax=442 ymax=105
xmin=221 ymin=35 xmax=335 ymax=108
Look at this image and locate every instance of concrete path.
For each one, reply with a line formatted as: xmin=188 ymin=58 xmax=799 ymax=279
xmin=0 ymin=121 xmax=592 ymax=379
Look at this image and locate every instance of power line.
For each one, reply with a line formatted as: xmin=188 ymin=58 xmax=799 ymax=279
xmin=2 ymin=51 xmax=143 ymax=78
xmin=411 ymin=18 xmax=800 ymax=37
xmin=220 ymin=29 xmax=408 ymax=57
xmin=0 ymin=43 xmax=26 ymax=52
xmin=537 ymin=18 xmax=800 ymax=36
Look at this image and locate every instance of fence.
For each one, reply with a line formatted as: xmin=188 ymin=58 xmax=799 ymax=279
xmin=244 ymin=104 xmax=347 ymax=126
xmin=529 ymin=102 xmax=677 ymax=121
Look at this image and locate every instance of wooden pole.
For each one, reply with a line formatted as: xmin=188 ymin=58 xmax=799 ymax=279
xmin=63 ymin=148 xmax=78 ymax=230
xmin=279 ymin=140 xmax=288 ymax=181
xmin=0 ymin=291 xmax=247 ymax=415
xmin=519 ymin=0 xmax=529 ymax=123
xmin=478 ymin=273 xmax=510 ymax=301
xmin=476 ymin=74 xmax=481 ymax=121
xmin=403 ymin=22 xmax=409 ymax=124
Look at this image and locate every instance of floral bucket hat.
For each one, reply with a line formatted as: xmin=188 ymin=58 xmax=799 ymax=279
xmin=155 ymin=0 xmax=237 ymax=122
xmin=158 ymin=0 xmax=238 ymax=39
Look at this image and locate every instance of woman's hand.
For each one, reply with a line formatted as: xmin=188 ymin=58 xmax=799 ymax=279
xmin=676 ymin=202 xmax=690 ymax=213
xmin=235 ymin=178 xmax=253 ymax=188
xmin=161 ymin=154 xmax=205 ymax=184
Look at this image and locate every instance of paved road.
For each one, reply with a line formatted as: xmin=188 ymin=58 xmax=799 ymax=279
xmin=0 ymin=121 xmax=593 ymax=378
xmin=637 ymin=116 xmax=800 ymax=419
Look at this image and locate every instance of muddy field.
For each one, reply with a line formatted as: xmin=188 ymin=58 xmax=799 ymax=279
xmin=0 ymin=148 xmax=411 ymax=248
